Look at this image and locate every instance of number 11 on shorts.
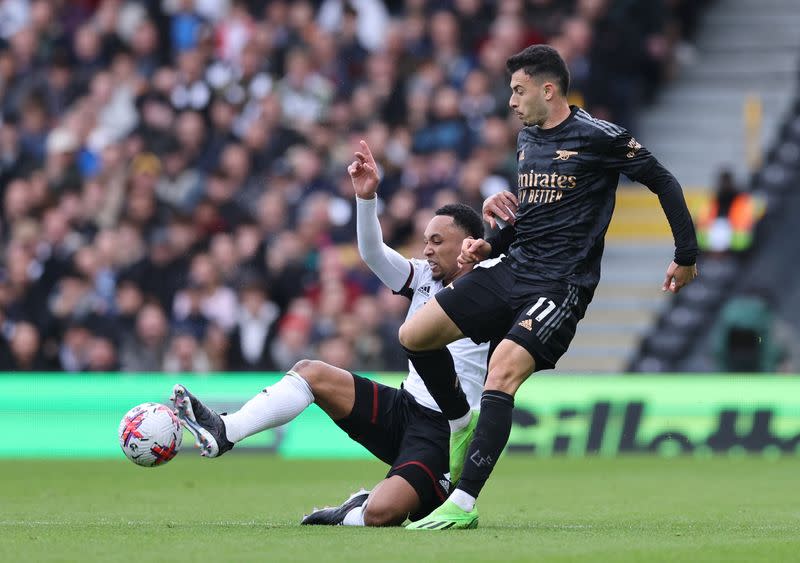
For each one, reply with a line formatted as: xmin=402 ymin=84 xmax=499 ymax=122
xmin=526 ymin=297 xmax=556 ymax=322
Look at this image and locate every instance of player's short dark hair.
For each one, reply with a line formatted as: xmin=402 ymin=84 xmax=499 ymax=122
xmin=435 ymin=203 xmax=483 ymax=240
xmin=506 ymin=44 xmax=570 ymax=96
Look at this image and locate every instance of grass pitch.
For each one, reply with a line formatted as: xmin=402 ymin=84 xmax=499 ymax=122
xmin=1 ymin=455 xmax=798 ymax=562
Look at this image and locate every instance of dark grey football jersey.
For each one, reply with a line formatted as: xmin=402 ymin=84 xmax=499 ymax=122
xmin=507 ymin=106 xmax=658 ymax=290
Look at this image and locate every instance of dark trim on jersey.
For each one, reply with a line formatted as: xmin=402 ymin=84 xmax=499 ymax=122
xmin=370 ymin=381 xmax=379 ymax=424
xmin=393 ymin=460 xmax=447 ymax=501
xmin=392 ymin=261 xmax=415 ymax=300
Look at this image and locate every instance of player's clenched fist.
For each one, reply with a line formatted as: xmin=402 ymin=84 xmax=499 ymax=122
xmin=458 ymin=237 xmax=492 ymax=269
xmin=349 ymin=140 xmax=380 ymax=200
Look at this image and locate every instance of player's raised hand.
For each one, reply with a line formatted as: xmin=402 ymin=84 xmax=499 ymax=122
xmin=482 ymin=191 xmax=518 ymax=229
xmin=458 ymin=237 xmax=492 ymax=269
xmin=662 ymin=261 xmax=698 ymax=294
xmin=348 ymin=140 xmax=380 ymax=199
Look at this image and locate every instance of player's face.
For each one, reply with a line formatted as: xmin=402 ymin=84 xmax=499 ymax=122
xmin=509 ymin=69 xmax=548 ymax=127
xmin=423 ymin=215 xmax=465 ymax=284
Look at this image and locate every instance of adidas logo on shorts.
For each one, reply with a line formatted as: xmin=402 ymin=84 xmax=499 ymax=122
xmin=518 ymin=319 xmax=533 ymax=331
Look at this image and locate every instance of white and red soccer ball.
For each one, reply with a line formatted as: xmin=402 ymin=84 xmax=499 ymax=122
xmin=118 ymin=402 xmax=182 ymax=467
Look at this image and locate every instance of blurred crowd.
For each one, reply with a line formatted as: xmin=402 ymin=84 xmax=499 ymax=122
xmin=0 ymin=0 xmax=705 ymax=373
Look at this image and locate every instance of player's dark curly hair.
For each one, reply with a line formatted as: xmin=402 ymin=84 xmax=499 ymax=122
xmin=506 ymin=44 xmax=570 ymax=96
xmin=435 ymin=203 xmax=484 ymax=240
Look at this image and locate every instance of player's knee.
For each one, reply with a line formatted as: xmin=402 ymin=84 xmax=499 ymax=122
xmin=363 ymin=499 xmax=406 ymax=527
xmin=289 ymin=359 xmax=327 ymax=390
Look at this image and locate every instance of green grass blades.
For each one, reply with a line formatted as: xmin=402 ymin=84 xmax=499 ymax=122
xmin=1 ymin=456 xmax=798 ymax=562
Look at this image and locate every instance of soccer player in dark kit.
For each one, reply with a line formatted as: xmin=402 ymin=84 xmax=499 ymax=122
xmin=402 ymin=44 xmax=699 ymax=530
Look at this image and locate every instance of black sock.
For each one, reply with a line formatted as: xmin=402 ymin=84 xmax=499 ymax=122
xmin=458 ymin=390 xmax=514 ymax=498
xmin=403 ymin=346 xmax=470 ymax=420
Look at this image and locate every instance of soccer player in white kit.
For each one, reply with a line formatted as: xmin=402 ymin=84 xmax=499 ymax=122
xmin=172 ymin=141 xmax=490 ymax=527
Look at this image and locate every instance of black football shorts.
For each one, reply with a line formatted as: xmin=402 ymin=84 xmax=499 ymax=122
xmin=334 ymin=374 xmax=450 ymax=521
xmin=435 ymin=259 xmax=592 ymax=370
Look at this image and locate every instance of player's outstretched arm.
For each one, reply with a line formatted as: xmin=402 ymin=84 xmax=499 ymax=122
xmin=351 ymin=140 xmax=412 ymax=292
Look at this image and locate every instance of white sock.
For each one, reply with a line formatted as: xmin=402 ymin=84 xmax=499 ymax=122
xmin=449 ymin=489 xmax=476 ymax=512
xmin=342 ymin=504 xmax=366 ymax=526
xmin=449 ymin=410 xmax=473 ymax=433
xmin=221 ymin=371 xmax=314 ymax=443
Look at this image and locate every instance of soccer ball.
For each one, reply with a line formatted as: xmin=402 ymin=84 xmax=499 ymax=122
xmin=119 ymin=402 xmax=183 ymax=467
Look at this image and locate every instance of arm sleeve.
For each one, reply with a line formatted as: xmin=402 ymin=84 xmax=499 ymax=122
xmin=600 ymin=130 xmax=698 ymax=266
xmin=634 ymin=162 xmax=699 ymax=266
xmin=356 ymin=196 xmax=414 ymax=292
xmin=599 ymin=129 xmax=657 ymax=179
xmin=484 ymin=225 xmax=516 ymax=259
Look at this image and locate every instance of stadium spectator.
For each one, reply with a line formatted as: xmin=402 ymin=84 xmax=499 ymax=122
xmin=129 ymin=17 xmax=162 ymax=78
xmin=317 ymin=334 xmax=355 ymax=372
xmin=86 ymin=331 xmax=120 ymax=372
xmin=154 ymin=136 xmax=203 ymax=214
xmin=270 ymin=310 xmax=314 ymax=371
xmin=0 ymin=0 xmax=29 ymax=42
xmin=58 ymin=319 xmax=91 ymax=372
xmin=3 ymin=320 xmax=50 ymax=371
xmin=204 ymin=322 xmax=230 ymax=371
xmin=173 ymin=253 xmax=238 ymax=331
xmin=226 ymin=273 xmax=280 ymax=371
xmin=169 ymin=0 xmax=207 ymax=54
xmin=113 ymin=278 xmax=144 ymax=341
xmin=343 ymin=295 xmax=385 ymax=370
xmin=163 ymin=326 xmax=212 ymax=373
xmin=317 ymin=0 xmax=389 ymax=53
xmin=120 ymin=301 xmax=170 ymax=372
xmin=695 ymin=168 xmax=765 ymax=254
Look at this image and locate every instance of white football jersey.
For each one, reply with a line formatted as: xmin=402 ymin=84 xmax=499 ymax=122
xmin=398 ymin=259 xmax=490 ymax=412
